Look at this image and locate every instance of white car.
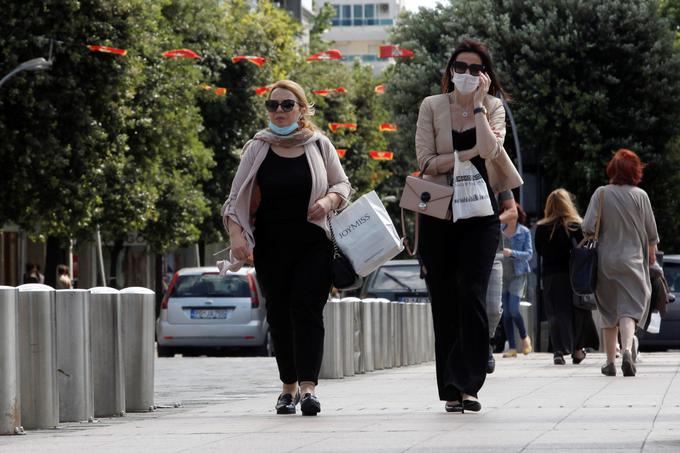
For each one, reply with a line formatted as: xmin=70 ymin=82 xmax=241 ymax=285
xmin=156 ymin=266 xmax=272 ymax=357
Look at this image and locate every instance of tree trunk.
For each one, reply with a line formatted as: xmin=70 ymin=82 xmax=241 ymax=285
xmin=44 ymin=236 xmax=67 ymax=288
xmin=198 ymin=237 xmax=206 ymax=268
xmin=108 ymin=238 xmax=124 ymax=289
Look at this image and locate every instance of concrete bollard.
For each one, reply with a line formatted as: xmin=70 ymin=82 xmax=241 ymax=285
xmin=382 ymin=300 xmax=395 ymax=369
xmin=17 ymin=284 xmax=59 ymax=429
xmin=0 ymin=286 xmax=22 ymax=435
xmin=120 ymin=287 xmax=156 ymax=412
xmin=320 ymin=300 xmax=343 ymax=379
xmin=55 ymin=289 xmax=93 ymax=423
xmin=370 ymin=299 xmax=384 ymax=370
xmin=89 ymin=287 xmax=125 ymax=417
xmin=339 ymin=298 xmax=355 ymax=377
xmin=393 ymin=301 xmax=403 ymax=367
xmin=426 ymin=303 xmax=435 ymax=361
xmin=398 ymin=302 xmax=409 ymax=366
xmin=359 ymin=299 xmax=374 ymax=373
xmin=342 ymin=297 xmax=364 ymax=375
xmin=378 ymin=299 xmax=391 ymax=369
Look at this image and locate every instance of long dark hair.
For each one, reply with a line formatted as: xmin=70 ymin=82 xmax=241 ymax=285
xmin=441 ymin=38 xmax=509 ymax=99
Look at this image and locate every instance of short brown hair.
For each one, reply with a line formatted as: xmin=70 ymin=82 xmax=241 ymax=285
xmin=606 ymin=149 xmax=644 ymax=186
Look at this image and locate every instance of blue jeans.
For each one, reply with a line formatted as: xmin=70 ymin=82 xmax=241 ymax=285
xmin=502 ymin=291 xmax=527 ymax=349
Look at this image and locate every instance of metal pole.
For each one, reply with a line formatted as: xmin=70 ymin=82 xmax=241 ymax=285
xmin=501 ymin=96 xmax=524 ymax=206
xmin=95 ymin=225 xmax=106 ymax=287
xmin=194 ymin=243 xmax=201 ymax=267
xmin=0 ymin=286 xmax=22 ymax=435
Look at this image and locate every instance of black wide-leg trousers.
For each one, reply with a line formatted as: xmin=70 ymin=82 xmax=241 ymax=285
xmin=419 ymin=214 xmax=499 ymax=401
xmin=254 ymin=228 xmax=333 ymax=385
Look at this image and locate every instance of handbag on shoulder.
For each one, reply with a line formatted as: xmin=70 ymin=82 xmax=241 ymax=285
xmin=399 ymin=160 xmax=454 ymax=255
xmin=569 ymin=190 xmax=604 ymax=298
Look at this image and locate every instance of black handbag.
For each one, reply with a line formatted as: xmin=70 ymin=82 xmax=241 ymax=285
xmin=569 ymin=190 xmax=604 ymax=298
xmin=327 ymin=214 xmax=363 ymax=290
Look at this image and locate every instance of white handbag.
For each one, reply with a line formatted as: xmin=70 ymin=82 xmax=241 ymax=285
xmin=451 ymin=152 xmax=494 ymax=222
xmin=329 ymin=191 xmax=404 ymax=277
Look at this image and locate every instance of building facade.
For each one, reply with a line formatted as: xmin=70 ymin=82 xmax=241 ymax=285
xmin=317 ymin=0 xmax=405 ymax=72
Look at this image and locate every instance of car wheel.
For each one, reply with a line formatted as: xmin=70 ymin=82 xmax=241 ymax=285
xmin=255 ymin=330 xmax=275 ymax=357
xmin=157 ymin=344 xmax=176 ymax=358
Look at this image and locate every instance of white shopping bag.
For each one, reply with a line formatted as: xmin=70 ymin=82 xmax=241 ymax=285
xmin=330 ymin=191 xmax=404 ymax=277
xmin=451 ymin=152 xmax=494 ymax=222
xmin=647 ymin=310 xmax=661 ymax=334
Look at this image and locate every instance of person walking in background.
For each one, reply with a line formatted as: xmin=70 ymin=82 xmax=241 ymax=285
xmin=56 ymin=264 xmax=73 ymax=289
xmin=485 ymin=191 xmax=517 ymax=373
xmin=221 ymin=80 xmax=351 ymax=415
xmin=23 ymin=263 xmax=40 ymax=284
xmin=415 ymin=38 xmax=523 ymax=412
xmin=583 ymin=149 xmax=659 ymax=377
xmin=535 ymin=189 xmax=598 ymax=365
xmin=501 ymin=202 xmax=533 ymax=357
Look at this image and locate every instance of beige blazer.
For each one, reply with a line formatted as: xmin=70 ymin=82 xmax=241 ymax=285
xmin=415 ymin=93 xmax=523 ymax=194
xmin=221 ymin=132 xmax=351 ymax=250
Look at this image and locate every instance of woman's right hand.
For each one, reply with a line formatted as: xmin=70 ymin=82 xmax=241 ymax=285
xmin=230 ymin=232 xmax=251 ymax=262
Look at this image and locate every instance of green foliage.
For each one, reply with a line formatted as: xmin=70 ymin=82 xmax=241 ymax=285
xmin=388 ymin=0 xmax=680 ymax=251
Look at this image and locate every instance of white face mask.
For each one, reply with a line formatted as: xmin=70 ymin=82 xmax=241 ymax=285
xmin=452 ymin=72 xmax=480 ymax=94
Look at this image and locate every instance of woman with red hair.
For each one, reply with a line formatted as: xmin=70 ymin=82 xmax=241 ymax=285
xmin=582 ymin=149 xmax=659 ymax=377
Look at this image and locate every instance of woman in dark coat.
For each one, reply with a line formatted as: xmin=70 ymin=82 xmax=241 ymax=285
xmin=535 ymin=188 xmax=599 ymax=365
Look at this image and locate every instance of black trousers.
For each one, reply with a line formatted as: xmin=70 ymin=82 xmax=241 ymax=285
xmin=419 ymin=214 xmax=499 ymax=401
xmin=254 ymin=226 xmax=333 ymax=385
xmin=543 ymin=273 xmax=599 ymax=354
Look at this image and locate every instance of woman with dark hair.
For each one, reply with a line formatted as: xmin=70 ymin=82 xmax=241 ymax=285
xmin=583 ymin=149 xmax=658 ymax=377
xmin=500 ymin=201 xmax=533 ymax=358
xmin=222 ymin=80 xmax=351 ymax=414
xmin=415 ymin=38 xmax=523 ymax=412
xmin=535 ymin=189 xmax=598 ymax=365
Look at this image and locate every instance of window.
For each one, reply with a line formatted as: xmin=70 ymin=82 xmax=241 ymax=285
xmin=364 ymin=4 xmax=375 ymax=25
xmin=379 ymin=18 xmax=393 ymax=25
xmin=331 ymin=4 xmax=340 ymax=26
xmin=379 ymin=3 xmax=389 ymax=15
xmin=353 ymin=4 xmax=363 ymax=26
xmin=341 ymin=5 xmax=351 ymax=26
xmin=171 ymin=274 xmax=250 ymax=298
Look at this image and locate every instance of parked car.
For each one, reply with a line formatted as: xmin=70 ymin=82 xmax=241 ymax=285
xmin=639 ymin=254 xmax=680 ymax=351
xmin=358 ymin=259 xmax=429 ymax=302
xmin=156 ymin=266 xmax=272 ymax=357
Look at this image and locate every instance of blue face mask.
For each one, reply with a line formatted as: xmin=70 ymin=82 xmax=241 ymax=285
xmin=268 ymin=119 xmax=300 ymax=136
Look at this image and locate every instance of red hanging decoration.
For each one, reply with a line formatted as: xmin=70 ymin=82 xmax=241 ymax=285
xmin=379 ymin=45 xmax=414 ymax=59
xmin=255 ymin=86 xmax=272 ymax=96
xmin=312 ymin=87 xmax=348 ymax=96
xmin=214 ymin=87 xmax=227 ymax=96
xmin=87 ymin=45 xmax=127 ymax=56
xmin=307 ymin=49 xmax=343 ymax=61
xmin=374 ymin=84 xmax=385 ymax=94
xmin=162 ymin=49 xmax=200 ymax=59
xmin=328 ymin=123 xmax=357 ymax=132
xmin=231 ymin=56 xmax=266 ymax=67
xmin=336 ymin=149 xmax=347 ymax=158
xmin=379 ymin=123 xmax=398 ymax=132
xmin=369 ymin=151 xmax=394 ymax=160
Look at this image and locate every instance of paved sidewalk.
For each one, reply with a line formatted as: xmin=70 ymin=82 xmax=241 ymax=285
xmin=1 ymin=352 xmax=679 ymax=452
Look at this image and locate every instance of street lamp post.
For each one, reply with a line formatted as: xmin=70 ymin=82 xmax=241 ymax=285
xmin=0 ymin=58 xmax=52 ymax=89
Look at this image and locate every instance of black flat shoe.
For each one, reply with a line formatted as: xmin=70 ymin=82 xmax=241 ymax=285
xmin=300 ymin=393 xmax=321 ymax=416
xmin=572 ymin=349 xmax=586 ymax=365
xmin=601 ymin=362 xmax=616 ymax=376
xmin=554 ymin=353 xmax=566 ymax=365
xmin=622 ymin=350 xmax=636 ymax=377
xmin=486 ymin=346 xmax=496 ymax=374
xmin=444 ymin=401 xmax=463 ymax=413
xmin=462 ymin=399 xmax=482 ymax=413
xmin=275 ymin=392 xmax=297 ymax=414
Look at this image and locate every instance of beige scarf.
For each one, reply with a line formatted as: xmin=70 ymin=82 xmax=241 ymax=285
xmin=253 ymin=127 xmax=315 ymax=147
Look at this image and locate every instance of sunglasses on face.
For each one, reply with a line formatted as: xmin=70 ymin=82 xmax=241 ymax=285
xmin=265 ymin=99 xmax=300 ymax=113
xmin=452 ymin=61 xmax=485 ymax=76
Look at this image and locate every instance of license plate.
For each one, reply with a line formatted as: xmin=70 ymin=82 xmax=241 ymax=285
xmin=190 ymin=309 xmax=229 ymax=320
xmin=398 ymin=296 xmax=428 ymax=303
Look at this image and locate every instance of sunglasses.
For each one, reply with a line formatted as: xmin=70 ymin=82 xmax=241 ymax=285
xmin=265 ymin=99 xmax=300 ymax=113
xmin=452 ymin=61 xmax=485 ymax=76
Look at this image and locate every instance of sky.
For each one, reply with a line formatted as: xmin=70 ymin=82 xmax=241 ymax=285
xmin=403 ymin=0 xmax=444 ymax=12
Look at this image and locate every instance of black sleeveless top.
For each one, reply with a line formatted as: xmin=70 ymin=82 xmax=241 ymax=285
xmin=452 ymin=128 xmax=499 ymax=215
xmin=255 ymin=148 xmax=324 ymax=241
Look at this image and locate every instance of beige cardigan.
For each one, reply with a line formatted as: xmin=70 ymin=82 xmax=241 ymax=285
xmin=221 ymin=132 xmax=351 ymax=252
xmin=415 ymin=93 xmax=523 ymax=194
